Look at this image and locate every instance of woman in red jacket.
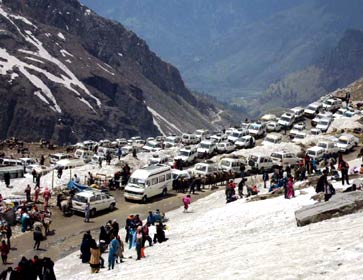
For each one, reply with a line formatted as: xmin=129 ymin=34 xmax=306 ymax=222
xmin=0 ymin=240 xmax=9 ymax=264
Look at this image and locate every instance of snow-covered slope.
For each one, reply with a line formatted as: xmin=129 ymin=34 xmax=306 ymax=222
xmin=55 ymin=179 xmax=363 ymax=280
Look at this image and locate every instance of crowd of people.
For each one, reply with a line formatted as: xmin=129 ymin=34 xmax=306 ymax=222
xmin=0 ymin=255 xmax=56 ymax=280
xmin=79 ymin=210 xmax=169 ymax=274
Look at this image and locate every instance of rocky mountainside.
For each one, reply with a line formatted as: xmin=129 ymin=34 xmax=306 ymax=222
xmin=256 ymin=29 xmax=363 ymax=116
xmin=82 ymin=0 xmax=363 ymax=100
xmin=0 ymin=0 xmax=236 ymax=144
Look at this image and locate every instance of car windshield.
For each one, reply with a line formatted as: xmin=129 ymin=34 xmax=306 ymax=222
xmin=307 ymin=151 xmax=315 ymax=157
xmin=307 ymin=105 xmax=317 ymax=111
xmin=339 ymin=139 xmax=348 ymax=145
xmin=318 ymin=143 xmax=327 ymax=148
xmin=232 ymin=132 xmax=241 ymax=137
xmin=271 ymin=153 xmax=282 ymax=159
xmin=179 ymin=151 xmax=190 ymax=157
xmin=146 ymin=142 xmax=156 ymax=148
xmin=200 ymin=143 xmax=211 ymax=149
xmin=295 ymin=134 xmax=305 ymax=139
xmin=73 ymin=195 xmax=88 ymax=203
xmin=250 ymin=125 xmax=260 ymax=130
xmin=195 ymin=165 xmax=207 ymax=172
xmin=281 ymin=116 xmax=291 ymax=122
xmin=238 ymin=138 xmax=247 ymax=143
xmin=249 ymin=155 xmax=258 ymax=162
xmin=265 ymin=137 xmax=277 ymax=143
xmin=325 ymin=100 xmax=333 ymax=105
xmin=220 ymin=160 xmax=231 ymax=167
xmin=128 ymin=178 xmax=146 ymax=188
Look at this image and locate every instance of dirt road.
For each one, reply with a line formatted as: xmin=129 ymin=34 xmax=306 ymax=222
xmin=2 ymin=187 xmax=219 ymax=268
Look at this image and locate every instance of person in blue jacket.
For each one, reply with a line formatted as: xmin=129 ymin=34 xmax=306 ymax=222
xmin=108 ymin=236 xmax=120 ymax=270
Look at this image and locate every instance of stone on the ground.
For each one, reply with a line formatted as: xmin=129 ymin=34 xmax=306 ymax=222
xmin=295 ymin=191 xmax=363 ymax=227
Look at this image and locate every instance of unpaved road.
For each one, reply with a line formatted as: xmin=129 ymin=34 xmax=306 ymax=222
xmin=2 ymin=187 xmax=219 ymax=268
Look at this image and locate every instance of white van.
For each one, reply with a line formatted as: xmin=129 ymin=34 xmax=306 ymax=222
xmin=192 ymin=162 xmax=218 ymax=177
xmin=290 ymin=107 xmax=305 ymax=120
xmin=270 ymin=151 xmax=300 ymax=167
xmin=248 ymin=122 xmax=267 ymax=138
xmin=181 ymin=133 xmax=199 ymax=145
xmin=227 ymin=129 xmax=248 ymax=143
xmin=337 ymin=134 xmax=359 ymax=152
xmin=306 ymin=146 xmax=325 ymax=162
xmin=148 ymin=154 xmax=169 ymax=166
xmin=97 ymin=146 xmax=117 ymax=157
xmin=19 ymin=158 xmax=36 ymax=167
xmin=174 ymin=146 xmax=197 ymax=165
xmin=49 ymin=153 xmax=72 ymax=164
xmin=248 ymin=154 xmax=274 ymax=173
xmin=304 ymin=102 xmax=322 ymax=118
xmin=124 ymin=165 xmax=172 ymax=203
xmin=0 ymin=158 xmax=23 ymax=167
xmin=262 ymin=133 xmax=282 ymax=145
xmin=74 ymin=149 xmax=93 ymax=163
xmin=197 ymin=140 xmax=217 ymax=157
xmin=55 ymin=159 xmax=85 ymax=170
xmin=218 ymin=157 xmax=248 ymax=175
xmin=195 ymin=129 xmax=209 ymax=140
xmin=322 ymin=98 xmax=342 ymax=112
xmin=278 ymin=112 xmax=295 ymax=128
xmin=163 ymin=136 xmax=181 ymax=148
xmin=143 ymin=141 xmax=163 ymax=152
xmin=72 ymin=190 xmax=116 ymax=217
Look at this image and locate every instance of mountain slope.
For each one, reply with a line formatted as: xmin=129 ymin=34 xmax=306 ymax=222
xmin=257 ymin=29 xmax=363 ymax=116
xmin=0 ymin=0 xmax=234 ymax=144
xmin=82 ymin=0 xmax=363 ymax=100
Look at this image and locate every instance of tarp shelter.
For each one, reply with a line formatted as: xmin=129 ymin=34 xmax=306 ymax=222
xmin=67 ymin=180 xmax=92 ymax=192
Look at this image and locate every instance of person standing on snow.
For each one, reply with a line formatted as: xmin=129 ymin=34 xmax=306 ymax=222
xmin=3 ymin=172 xmax=10 ymax=188
xmin=108 ymin=236 xmax=119 ymax=270
xmin=34 ymin=185 xmax=40 ymax=203
xmin=25 ymin=184 xmax=31 ymax=202
xmin=135 ymin=226 xmax=143 ymax=260
xmin=286 ymin=177 xmax=295 ymax=199
xmin=43 ymin=187 xmax=51 ymax=208
xmin=339 ymin=159 xmax=350 ymax=186
xmin=182 ymin=194 xmax=192 ymax=212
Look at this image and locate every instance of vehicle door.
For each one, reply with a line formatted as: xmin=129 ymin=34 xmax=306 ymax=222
xmin=101 ymin=193 xmax=110 ymax=210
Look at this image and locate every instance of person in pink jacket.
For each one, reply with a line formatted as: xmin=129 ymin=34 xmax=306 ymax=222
xmin=182 ymin=195 xmax=192 ymax=212
xmin=287 ymin=177 xmax=295 ymax=199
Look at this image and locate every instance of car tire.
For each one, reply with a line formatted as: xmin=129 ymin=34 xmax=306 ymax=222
xmin=162 ymin=188 xmax=167 ymax=197
xmin=109 ymin=203 xmax=115 ymax=211
xmin=142 ymin=195 xmax=148 ymax=204
xmin=90 ymin=209 xmax=96 ymax=218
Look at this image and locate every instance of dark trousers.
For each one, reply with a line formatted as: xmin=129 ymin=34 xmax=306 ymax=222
xmin=34 ymin=240 xmax=40 ymax=249
xmin=325 ymin=194 xmax=332 ymax=202
xmin=1 ymin=255 xmax=7 ymax=264
xmin=136 ymin=244 xmax=142 ymax=260
xmin=125 ymin=228 xmax=130 ymax=243
xmin=143 ymin=235 xmax=152 ymax=247
xmin=341 ymin=170 xmax=349 ymax=185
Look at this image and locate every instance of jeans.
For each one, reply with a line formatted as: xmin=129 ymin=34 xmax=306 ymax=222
xmin=108 ymin=254 xmax=116 ymax=269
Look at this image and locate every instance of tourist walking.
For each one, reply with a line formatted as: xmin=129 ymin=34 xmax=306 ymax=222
xmin=108 ymin=236 xmax=119 ymax=270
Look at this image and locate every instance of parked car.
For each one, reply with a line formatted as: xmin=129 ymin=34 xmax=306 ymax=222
xmin=270 ymin=151 xmax=300 ymax=167
xmin=181 ymin=133 xmax=199 ymax=145
xmin=192 ymin=162 xmax=218 ymax=177
xmin=195 ymin=129 xmax=209 ymax=141
xmin=248 ymin=154 xmax=274 ymax=173
xmin=124 ymin=165 xmax=172 ymax=203
xmin=248 ymin=122 xmax=267 ymax=138
xmin=174 ymin=146 xmax=197 ymax=165
xmin=260 ymin=114 xmax=277 ymax=122
xmin=74 ymin=149 xmax=93 ymax=163
xmin=55 ymin=159 xmax=85 ymax=170
xmin=216 ymin=142 xmax=235 ymax=153
xmin=227 ymin=129 xmax=248 ymax=143
xmin=218 ymin=157 xmax=248 ymax=175
xmin=262 ymin=133 xmax=282 ymax=145
xmin=311 ymin=111 xmax=333 ymax=126
xmin=317 ymin=140 xmax=340 ymax=158
xmin=235 ymin=135 xmax=256 ymax=149
xmin=290 ymin=107 xmax=305 ymax=120
xmin=148 ymin=154 xmax=169 ymax=166
xmin=278 ymin=112 xmax=295 ymax=128
xmin=163 ymin=136 xmax=181 ymax=148
xmin=306 ymin=146 xmax=325 ymax=162
xmin=19 ymin=158 xmax=36 ymax=167
xmin=292 ymin=131 xmax=307 ymax=144
xmin=210 ymin=134 xmax=228 ymax=143
xmin=143 ymin=141 xmax=163 ymax=153
xmin=316 ymin=118 xmax=332 ymax=132
xmin=343 ymin=109 xmax=359 ymax=118
xmin=72 ymin=190 xmax=116 ymax=217
xmin=171 ymin=169 xmax=192 ymax=181
xmin=310 ymin=128 xmax=322 ymax=135
xmin=304 ymin=102 xmax=322 ymax=118
xmin=25 ymin=164 xmax=50 ymax=175
xmin=266 ymin=121 xmax=282 ymax=132
xmin=49 ymin=153 xmax=72 ymax=165
xmin=322 ymin=98 xmax=342 ymax=112
xmin=197 ymin=140 xmax=217 ymax=157
xmin=336 ymin=134 xmax=359 ymax=152
xmin=289 ymin=122 xmax=306 ymax=138
xmin=97 ymin=146 xmax=117 ymax=157
xmin=333 ymin=108 xmax=347 ymax=119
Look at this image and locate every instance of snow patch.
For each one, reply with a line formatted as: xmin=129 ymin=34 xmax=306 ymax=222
xmin=97 ymin=63 xmax=115 ymax=76
xmin=84 ymin=9 xmax=91 ymax=16
xmin=9 ymin=14 xmax=36 ymax=28
xmin=147 ymin=106 xmax=183 ymax=134
xmin=328 ymin=115 xmax=362 ymax=133
xmin=24 ymin=56 xmax=44 ymax=64
xmin=60 ymin=49 xmax=74 ymax=58
xmin=118 ymin=52 xmax=123 ymax=57
xmin=57 ymin=32 xmax=65 ymax=41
